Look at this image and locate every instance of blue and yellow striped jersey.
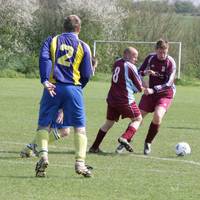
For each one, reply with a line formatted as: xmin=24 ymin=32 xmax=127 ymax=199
xmin=39 ymin=32 xmax=93 ymax=88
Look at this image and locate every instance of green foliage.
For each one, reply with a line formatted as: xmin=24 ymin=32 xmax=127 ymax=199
xmin=176 ymin=77 xmax=200 ymax=86
xmin=91 ymin=72 xmax=111 ymax=82
xmin=0 ymin=69 xmax=25 ymax=78
xmin=0 ymin=4 xmax=38 ymax=77
xmin=15 ymin=54 xmax=39 ymax=77
xmin=174 ymin=1 xmax=196 ymax=13
xmin=1 ymin=1 xmax=200 ymax=79
xmin=26 ymin=8 xmax=64 ymax=52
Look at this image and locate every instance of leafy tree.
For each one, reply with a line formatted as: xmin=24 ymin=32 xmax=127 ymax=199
xmin=174 ymin=1 xmax=195 ymax=13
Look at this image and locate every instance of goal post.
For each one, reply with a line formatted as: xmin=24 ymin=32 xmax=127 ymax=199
xmin=93 ymin=40 xmax=182 ymax=79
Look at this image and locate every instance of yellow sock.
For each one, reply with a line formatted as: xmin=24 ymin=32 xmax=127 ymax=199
xmin=35 ymin=129 xmax=49 ymax=158
xmin=74 ymin=133 xmax=87 ymax=161
xmin=49 ymin=129 xmax=61 ymax=143
xmin=28 ymin=129 xmax=60 ymax=146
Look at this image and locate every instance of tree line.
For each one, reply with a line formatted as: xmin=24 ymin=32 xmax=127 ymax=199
xmin=0 ymin=0 xmax=200 ymax=80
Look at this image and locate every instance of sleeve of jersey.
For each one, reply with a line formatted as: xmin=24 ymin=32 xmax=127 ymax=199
xmin=153 ymin=58 xmax=176 ymax=93
xmin=79 ymin=43 xmax=93 ymax=88
xmin=39 ymin=36 xmax=53 ymax=84
xmin=138 ymin=56 xmax=150 ymax=76
xmin=128 ymin=66 xmax=143 ymax=93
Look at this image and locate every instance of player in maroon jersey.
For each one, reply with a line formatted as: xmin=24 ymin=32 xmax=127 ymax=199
xmin=138 ymin=39 xmax=176 ymax=155
xmin=89 ymin=47 xmax=143 ymax=153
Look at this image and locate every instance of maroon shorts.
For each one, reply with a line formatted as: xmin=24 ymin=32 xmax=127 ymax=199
xmin=107 ymin=102 xmax=141 ymax=122
xmin=139 ymin=94 xmax=173 ymax=113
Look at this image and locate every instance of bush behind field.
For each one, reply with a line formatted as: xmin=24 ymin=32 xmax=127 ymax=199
xmin=1 ymin=0 xmax=200 ymax=81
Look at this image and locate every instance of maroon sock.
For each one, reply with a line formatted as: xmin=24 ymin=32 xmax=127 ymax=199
xmin=90 ymin=129 xmax=107 ymax=149
xmin=121 ymin=126 xmax=137 ymax=142
xmin=145 ymin=122 xmax=160 ymax=143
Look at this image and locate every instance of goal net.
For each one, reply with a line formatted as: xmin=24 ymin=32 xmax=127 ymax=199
xmin=93 ymin=40 xmax=182 ymax=79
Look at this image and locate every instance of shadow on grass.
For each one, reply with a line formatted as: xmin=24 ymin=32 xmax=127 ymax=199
xmin=0 ymin=149 xmax=124 ymax=159
xmin=0 ymin=150 xmax=21 ymax=159
xmin=0 ymin=174 xmax=93 ymax=179
xmin=167 ymin=126 xmax=200 ymax=130
xmin=49 ymin=150 xmax=75 ymax=155
xmin=50 ymin=150 xmax=117 ymax=157
xmin=0 ymin=150 xmax=117 ymax=161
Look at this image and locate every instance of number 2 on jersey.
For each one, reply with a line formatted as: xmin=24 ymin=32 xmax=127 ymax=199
xmin=57 ymin=44 xmax=74 ymax=67
xmin=112 ymin=66 xmax=120 ymax=83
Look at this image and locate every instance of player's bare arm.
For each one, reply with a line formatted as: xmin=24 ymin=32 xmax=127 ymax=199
xmin=143 ymin=87 xmax=154 ymax=95
xmin=144 ymin=69 xmax=158 ymax=76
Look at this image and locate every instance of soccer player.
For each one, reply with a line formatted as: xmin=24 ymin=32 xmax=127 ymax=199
xmin=34 ymin=15 xmax=93 ymax=177
xmin=138 ymin=39 xmax=176 ymax=155
xmin=89 ymin=47 xmax=143 ymax=153
xmin=20 ymin=56 xmax=98 ymax=158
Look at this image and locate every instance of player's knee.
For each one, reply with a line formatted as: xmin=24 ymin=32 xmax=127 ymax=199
xmin=153 ymin=115 xmax=162 ymax=124
xmin=60 ymin=128 xmax=70 ymax=137
xmin=153 ymin=119 xmax=162 ymax=125
xmin=138 ymin=115 xmax=143 ymax=123
xmin=134 ymin=115 xmax=143 ymax=124
xmin=153 ymin=114 xmax=163 ymax=124
xmin=74 ymin=127 xmax=86 ymax=135
xmin=101 ymin=120 xmax=114 ymax=132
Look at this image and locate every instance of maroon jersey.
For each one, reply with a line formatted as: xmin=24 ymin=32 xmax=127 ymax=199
xmin=138 ymin=53 xmax=176 ymax=98
xmin=107 ymin=58 xmax=142 ymax=106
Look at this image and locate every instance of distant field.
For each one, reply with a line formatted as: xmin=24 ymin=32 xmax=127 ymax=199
xmin=0 ymin=78 xmax=200 ymax=200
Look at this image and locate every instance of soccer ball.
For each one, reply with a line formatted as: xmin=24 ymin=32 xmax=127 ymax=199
xmin=175 ymin=142 xmax=191 ymax=156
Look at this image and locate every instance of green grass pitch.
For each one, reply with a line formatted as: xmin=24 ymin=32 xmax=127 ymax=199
xmin=0 ymin=78 xmax=200 ymax=200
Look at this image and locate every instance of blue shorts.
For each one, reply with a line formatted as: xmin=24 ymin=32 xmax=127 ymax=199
xmin=50 ymin=122 xmax=68 ymax=129
xmin=38 ymin=83 xmax=85 ymax=128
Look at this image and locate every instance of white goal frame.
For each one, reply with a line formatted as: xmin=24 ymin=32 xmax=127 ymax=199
xmin=93 ymin=40 xmax=182 ymax=79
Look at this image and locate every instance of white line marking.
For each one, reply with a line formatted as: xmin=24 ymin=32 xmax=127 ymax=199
xmin=132 ymin=154 xmax=200 ymax=166
xmin=1 ymin=141 xmax=200 ymax=167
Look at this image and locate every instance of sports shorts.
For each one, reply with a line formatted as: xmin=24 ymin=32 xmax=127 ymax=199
xmin=106 ymin=101 xmax=141 ymax=122
xmin=139 ymin=94 xmax=173 ymax=113
xmin=38 ymin=83 xmax=85 ymax=128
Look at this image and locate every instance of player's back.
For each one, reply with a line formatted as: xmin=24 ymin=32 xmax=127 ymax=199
xmin=48 ymin=32 xmax=91 ymax=85
xmin=107 ymin=58 xmax=141 ymax=106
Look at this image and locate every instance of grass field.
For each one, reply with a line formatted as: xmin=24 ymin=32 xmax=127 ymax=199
xmin=0 ymin=78 xmax=200 ymax=200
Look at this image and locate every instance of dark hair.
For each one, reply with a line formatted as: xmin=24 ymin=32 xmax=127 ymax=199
xmin=155 ymin=39 xmax=169 ymax=50
xmin=63 ymin=15 xmax=81 ymax=32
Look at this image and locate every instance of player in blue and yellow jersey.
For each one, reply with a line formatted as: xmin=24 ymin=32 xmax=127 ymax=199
xmin=34 ymin=15 xmax=93 ymax=178
xmin=20 ymin=56 xmax=98 ymax=159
